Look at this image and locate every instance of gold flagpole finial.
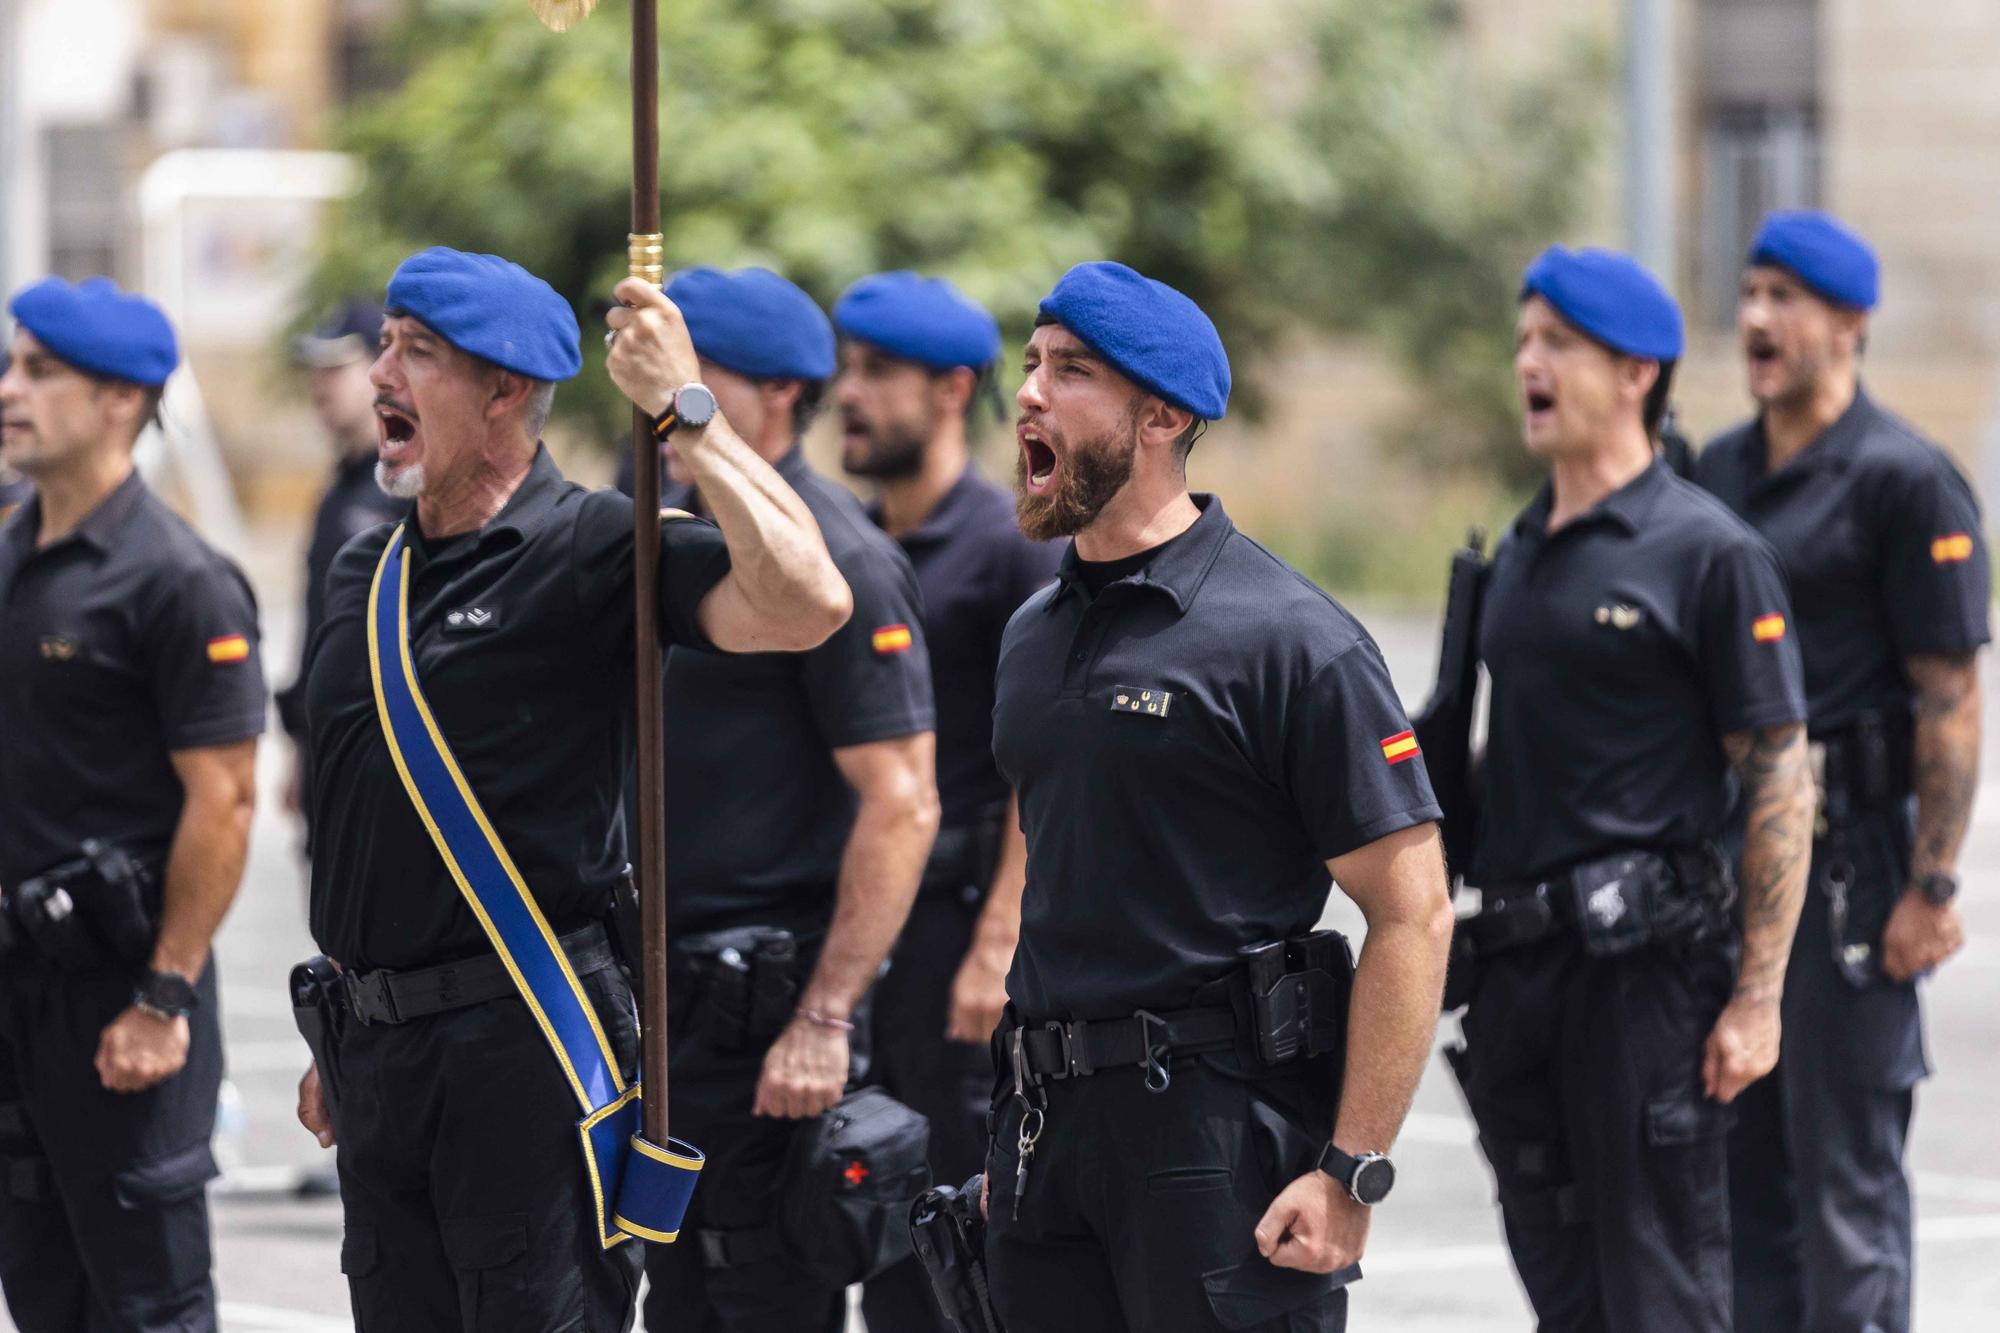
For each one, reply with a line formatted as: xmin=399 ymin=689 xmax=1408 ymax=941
xmin=530 ymin=0 xmax=599 ymax=32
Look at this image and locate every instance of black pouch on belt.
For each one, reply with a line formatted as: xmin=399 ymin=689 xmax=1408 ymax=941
xmin=289 ymin=956 xmax=344 ymax=1125
xmin=747 ymin=931 xmax=801 ymax=1042
xmin=1567 ymin=851 xmax=1672 ymax=957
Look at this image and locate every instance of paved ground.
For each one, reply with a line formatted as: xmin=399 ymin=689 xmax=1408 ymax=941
xmin=8 ymin=576 xmax=2000 ymax=1331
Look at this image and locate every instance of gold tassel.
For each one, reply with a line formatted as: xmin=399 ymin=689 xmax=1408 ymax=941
xmin=529 ymin=0 xmax=598 ymax=32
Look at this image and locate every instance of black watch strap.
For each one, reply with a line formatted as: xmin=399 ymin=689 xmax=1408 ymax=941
xmin=1316 ymin=1141 xmax=1395 ymax=1205
xmin=1916 ymin=871 xmax=1958 ymax=906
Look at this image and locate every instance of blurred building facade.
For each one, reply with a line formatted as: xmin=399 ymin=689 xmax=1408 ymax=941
xmin=1157 ymin=0 xmax=2000 ymax=480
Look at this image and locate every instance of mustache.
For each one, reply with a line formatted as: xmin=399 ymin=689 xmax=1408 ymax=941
xmin=373 ymin=393 xmax=418 ymax=419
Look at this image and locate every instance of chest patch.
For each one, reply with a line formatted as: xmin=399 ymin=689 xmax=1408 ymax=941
xmin=442 ymin=605 xmax=499 ymax=634
xmin=1593 ymin=604 xmax=1643 ymax=630
xmin=1110 ymin=686 xmax=1173 ymax=718
xmin=39 ymin=635 xmax=79 ymax=662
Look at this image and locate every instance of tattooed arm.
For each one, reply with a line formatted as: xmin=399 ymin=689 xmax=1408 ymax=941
xmin=1704 ymin=721 xmax=1814 ymax=1103
xmin=1881 ymin=653 xmax=1981 ymax=981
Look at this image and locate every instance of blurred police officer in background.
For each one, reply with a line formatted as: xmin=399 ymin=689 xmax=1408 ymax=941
xmin=1450 ymin=248 xmax=1815 ymax=1332
xmin=0 ymin=278 xmax=265 ymax=1331
xmin=984 ymin=261 xmax=1453 ymax=1332
xmin=631 ymin=266 xmax=938 ymax=1333
xmin=274 ymin=299 xmax=405 ymax=849
xmin=293 ymin=248 xmax=850 ymax=1331
xmin=1697 ymin=212 xmax=1989 ymax=1333
xmin=831 ymin=270 xmax=1061 ymax=1333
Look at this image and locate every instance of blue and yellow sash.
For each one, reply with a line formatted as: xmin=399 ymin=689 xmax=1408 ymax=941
xmin=368 ymin=525 xmax=700 ymax=1248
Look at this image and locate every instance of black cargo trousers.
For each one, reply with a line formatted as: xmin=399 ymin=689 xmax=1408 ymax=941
xmin=642 ymin=932 xmax=849 ymax=1333
xmin=0 ymin=956 xmax=223 ymax=1333
xmin=863 ymin=815 xmax=1005 ymax=1333
xmin=1729 ymin=807 xmax=1923 ymax=1333
xmin=324 ymin=957 xmax=644 ymax=1332
xmin=986 ymin=1041 xmax=1353 ymax=1333
xmin=1452 ymin=929 xmax=1740 ymax=1333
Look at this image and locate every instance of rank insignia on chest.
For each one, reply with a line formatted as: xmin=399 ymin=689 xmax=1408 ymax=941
xmin=206 ymin=634 xmax=251 ymax=663
xmin=442 ymin=606 xmax=498 ymax=633
xmin=1111 ymin=686 xmax=1173 ymax=718
xmin=872 ymin=623 xmax=913 ymax=655
xmin=1593 ymin=604 xmax=1642 ymax=630
xmin=39 ymin=635 xmax=78 ymax=662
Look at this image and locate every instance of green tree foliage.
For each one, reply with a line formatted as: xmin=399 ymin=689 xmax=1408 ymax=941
xmin=1283 ymin=0 xmax=1611 ymax=479
xmin=312 ymin=0 xmax=1606 ymax=455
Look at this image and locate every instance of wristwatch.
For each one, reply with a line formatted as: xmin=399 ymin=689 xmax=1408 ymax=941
xmin=650 ymin=382 xmax=718 ymax=441
xmin=1915 ymin=871 xmax=1958 ymax=906
xmin=1317 ymin=1143 xmax=1396 ymax=1206
xmin=132 ymin=969 xmax=198 ymax=1020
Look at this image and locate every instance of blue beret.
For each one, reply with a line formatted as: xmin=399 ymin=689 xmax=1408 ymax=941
xmin=7 ymin=277 xmax=179 ymax=386
xmin=1748 ymin=210 xmax=1879 ymax=310
xmin=664 ymin=267 xmax=835 ymax=381
xmin=1520 ymin=246 xmax=1684 ymax=361
xmin=1037 ymin=262 xmax=1230 ymax=420
xmin=385 ymin=247 xmax=580 ymax=381
xmin=833 ymin=271 xmax=1001 ymax=371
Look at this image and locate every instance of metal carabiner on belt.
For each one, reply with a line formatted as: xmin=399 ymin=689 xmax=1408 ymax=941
xmin=1133 ymin=1009 xmax=1171 ymax=1094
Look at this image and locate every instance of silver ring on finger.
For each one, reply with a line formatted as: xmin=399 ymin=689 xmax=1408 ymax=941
xmin=604 ymin=329 xmax=618 ymax=349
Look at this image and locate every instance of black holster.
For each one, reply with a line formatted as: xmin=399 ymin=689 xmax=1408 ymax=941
xmin=1237 ymin=930 xmax=1355 ymax=1070
xmin=909 ymin=1174 xmax=1005 ymax=1333
xmin=1816 ymin=709 xmax=1914 ymax=988
xmin=289 ymin=955 xmax=345 ymax=1126
xmin=1455 ymin=844 xmax=1734 ymax=970
xmin=4 ymin=841 xmax=157 ymax=972
xmin=672 ymin=926 xmax=802 ymax=1053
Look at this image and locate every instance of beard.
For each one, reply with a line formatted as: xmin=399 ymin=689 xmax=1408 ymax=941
xmin=1014 ymin=420 xmax=1137 ymax=542
xmin=843 ymin=418 xmax=927 ymax=481
xmin=375 ymin=460 xmax=425 ymax=500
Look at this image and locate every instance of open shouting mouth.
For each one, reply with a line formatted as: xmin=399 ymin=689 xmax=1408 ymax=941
xmin=1019 ymin=420 xmax=1058 ymax=497
xmin=375 ymin=397 xmax=420 ymax=466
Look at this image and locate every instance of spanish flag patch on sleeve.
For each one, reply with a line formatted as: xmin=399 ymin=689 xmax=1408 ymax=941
xmin=206 ymin=634 xmax=251 ymax=664
xmin=1931 ymin=532 xmax=1975 ymax=565
xmin=1380 ymin=730 xmax=1420 ymax=765
xmin=871 ymin=624 xmax=913 ymax=656
xmin=1751 ymin=613 xmax=1787 ymax=643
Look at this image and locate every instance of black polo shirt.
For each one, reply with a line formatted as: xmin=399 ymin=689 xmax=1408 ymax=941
xmin=305 ymin=446 xmax=731 ymax=970
xmin=0 ymin=471 xmax=266 ymax=885
xmin=992 ymin=495 xmax=1442 ymax=1020
xmin=1695 ymin=388 xmax=1990 ymax=731
xmin=1472 ymin=460 xmax=1807 ymax=884
xmin=276 ymin=452 xmax=407 ymax=740
xmin=870 ymin=467 xmax=1060 ymax=827
xmin=658 ymin=447 xmax=934 ymax=936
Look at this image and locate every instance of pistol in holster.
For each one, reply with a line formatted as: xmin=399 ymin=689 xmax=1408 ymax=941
xmin=673 ymin=926 xmax=801 ymax=1053
xmin=909 ymin=1173 xmax=1006 ymax=1333
xmin=2 ymin=840 xmax=157 ymax=971
xmin=289 ymin=955 xmax=345 ymax=1126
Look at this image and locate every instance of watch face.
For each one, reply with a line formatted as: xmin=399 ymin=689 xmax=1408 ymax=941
xmin=145 ymin=972 xmax=197 ymax=1012
xmin=676 ymin=384 xmax=718 ymax=427
xmin=1352 ymin=1156 xmax=1395 ymax=1206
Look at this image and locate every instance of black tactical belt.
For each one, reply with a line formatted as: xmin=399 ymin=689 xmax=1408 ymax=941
xmin=339 ymin=924 xmax=613 ymax=1027
xmin=1017 ymin=1005 xmax=1238 ymax=1082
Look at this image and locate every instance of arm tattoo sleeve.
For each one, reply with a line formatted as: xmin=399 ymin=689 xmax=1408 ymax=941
xmin=1908 ymin=653 xmax=1982 ymax=880
xmin=1722 ymin=722 xmax=1814 ymax=1004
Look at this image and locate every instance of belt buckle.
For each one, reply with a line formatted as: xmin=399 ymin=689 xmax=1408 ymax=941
xmin=342 ymin=971 xmax=398 ymax=1026
xmin=1043 ymin=1019 xmax=1094 ymax=1080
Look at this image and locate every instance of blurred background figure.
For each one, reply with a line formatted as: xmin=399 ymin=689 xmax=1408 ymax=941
xmin=272 ymin=299 xmax=402 ymax=854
